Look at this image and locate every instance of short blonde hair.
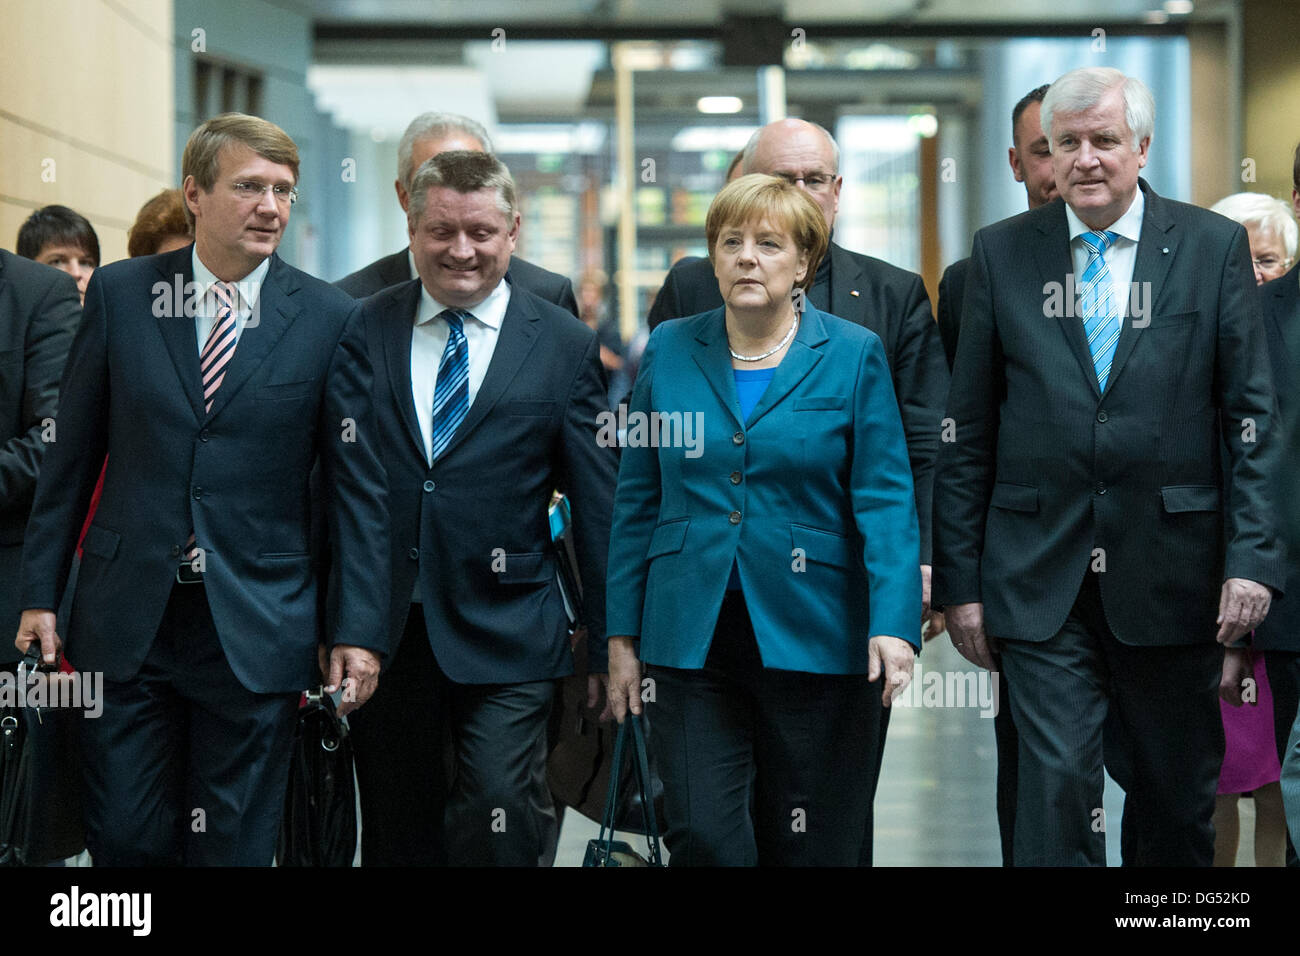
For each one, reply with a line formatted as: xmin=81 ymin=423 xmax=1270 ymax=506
xmin=705 ymin=174 xmax=829 ymax=292
xmin=181 ymin=113 xmax=299 ymax=226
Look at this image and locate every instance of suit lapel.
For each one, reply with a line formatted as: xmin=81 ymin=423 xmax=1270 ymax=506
xmin=153 ymin=245 xmax=205 ymax=421
xmin=205 ymin=254 xmax=300 ymax=421
xmin=690 ymin=309 xmax=744 ymax=430
xmin=1032 ymin=204 xmax=1101 ymax=400
xmin=744 ymin=308 xmax=827 ymax=429
xmin=382 ymin=279 xmax=429 ymax=463
xmin=435 ymin=288 xmax=541 ymax=462
xmin=1104 ymin=179 xmax=1175 ymax=396
xmin=828 ymin=243 xmax=865 ymax=322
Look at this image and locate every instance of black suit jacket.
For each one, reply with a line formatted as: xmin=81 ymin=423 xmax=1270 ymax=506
xmin=0 ymin=251 xmax=80 ymax=661
xmin=645 ymin=243 xmax=948 ymax=564
xmin=336 ymin=248 xmax=579 ymax=316
xmin=356 ymin=279 xmax=617 ymax=683
xmin=933 ymin=179 xmax=1285 ymax=645
xmin=1254 ymin=264 xmax=1300 ymax=652
xmin=20 ymin=245 xmax=390 ymax=692
xmin=936 ymin=257 xmax=969 ymax=371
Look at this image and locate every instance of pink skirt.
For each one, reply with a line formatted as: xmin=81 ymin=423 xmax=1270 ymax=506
xmin=1218 ymin=652 xmax=1282 ymax=795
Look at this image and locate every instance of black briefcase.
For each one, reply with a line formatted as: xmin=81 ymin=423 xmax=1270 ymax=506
xmin=0 ymin=647 xmax=85 ymax=866
xmin=277 ymin=688 xmax=356 ymax=867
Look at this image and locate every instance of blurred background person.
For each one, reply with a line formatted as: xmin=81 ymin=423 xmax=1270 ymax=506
xmin=1209 ymin=193 xmax=1297 ymax=285
xmin=577 ymin=268 xmax=627 ymax=407
xmin=16 ymin=205 xmax=100 ymax=305
xmin=605 ymin=175 xmax=921 ymax=865
xmin=1204 ymin=188 xmax=1298 ymax=867
xmin=127 ymin=188 xmax=194 ymax=258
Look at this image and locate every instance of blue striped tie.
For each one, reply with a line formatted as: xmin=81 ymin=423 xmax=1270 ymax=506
xmin=431 ymin=308 xmax=470 ymax=460
xmin=1079 ymin=230 xmax=1120 ymax=391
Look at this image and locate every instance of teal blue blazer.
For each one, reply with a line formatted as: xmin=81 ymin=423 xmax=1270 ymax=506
xmin=606 ymin=305 xmax=921 ymax=674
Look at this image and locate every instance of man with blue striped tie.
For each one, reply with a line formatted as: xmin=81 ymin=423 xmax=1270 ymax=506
xmin=345 ymin=150 xmax=617 ymax=865
xmin=933 ymin=67 xmax=1284 ymax=865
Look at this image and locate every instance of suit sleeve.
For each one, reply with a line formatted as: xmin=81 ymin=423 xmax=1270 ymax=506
xmin=936 ymin=263 xmax=961 ymax=371
xmin=1216 ymin=225 xmax=1286 ymax=592
xmin=555 ymin=278 xmax=580 ymax=318
xmin=20 ymin=270 xmax=109 ymax=612
xmin=604 ymin=328 xmax=663 ymax=645
xmin=931 ymin=232 xmax=1001 ymax=608
xmin=555 ymin=331 xmax=619 ymax=671
xmin=0 ymin=268 xmax=80 ymax=507
xmin=850 ymin=334 xmax=922 ymax=647
xmin=317 ymin=301 xmax=392 ymax=655
xmin=891 ymin=273 xmax=949 ymax=566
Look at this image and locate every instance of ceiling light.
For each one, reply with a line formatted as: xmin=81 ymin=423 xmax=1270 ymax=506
xmin=1163 ymin=0 xmax=1193 ymax=13
xmin=697 ymin=96 xmax=743 ymax=114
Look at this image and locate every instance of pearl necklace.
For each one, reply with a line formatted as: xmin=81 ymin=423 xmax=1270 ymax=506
xmin=728 ymin=314 xmax=799 ymax=362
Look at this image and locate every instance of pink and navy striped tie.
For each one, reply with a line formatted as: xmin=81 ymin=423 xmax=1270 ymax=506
xmin=184 ymin=281 xmax=239 ymax=563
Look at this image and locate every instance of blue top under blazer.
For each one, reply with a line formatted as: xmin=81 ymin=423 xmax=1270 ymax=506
xmin=605 ymin=304 xmax=921 ymax=674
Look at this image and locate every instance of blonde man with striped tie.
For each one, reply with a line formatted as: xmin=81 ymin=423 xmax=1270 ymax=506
xmin=16 ymin=113 xmax=391 ymax=866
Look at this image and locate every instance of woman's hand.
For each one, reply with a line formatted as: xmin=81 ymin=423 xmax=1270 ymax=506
xmin=868 ymin=635 xmax=916 ymax=707
xmin=607 ymin=635 xmax=643 ymax=723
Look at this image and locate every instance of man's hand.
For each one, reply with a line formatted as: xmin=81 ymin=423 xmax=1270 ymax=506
xmin=920 ymin=564 xmax=932 ymax=621
xmin=1216 ymin=578 xmax=1271 ymax=645
xmin=1220 ymin=646 xmax=1254 ymax=707
xmin=16 ymin=609 xmax=61 ymax=666
xmin=586 ymin=672 xmax=611 ymax=722
xmin=325 ymin=644 xmax=381 ymax=717
xmin=923 ymin=610 xmax=947 ymax=642
xmin=946 ymin=602 xmax=997 ymax=671
xmin=606 ymin=636 xmax=642 ymax=723
xmin=868 ymin=635 xmax=915 ymax=707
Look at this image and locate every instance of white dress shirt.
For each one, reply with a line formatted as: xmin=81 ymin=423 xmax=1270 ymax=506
xmin=1065 ymin=187 xmax=1145 ymax=319
xmin=191 ymin=249 xmax=269 ymax=355
xmin=410 ymin=278 xmax=511 ymax=466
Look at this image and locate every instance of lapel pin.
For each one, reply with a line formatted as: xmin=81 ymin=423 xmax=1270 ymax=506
xmin=850 ymin=289 xmax=860 ymax=297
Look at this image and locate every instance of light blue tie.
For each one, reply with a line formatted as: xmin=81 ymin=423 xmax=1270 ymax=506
xmin=1079 ymin=230 xmax=1120 ymax=391
xmin=431 ymin=309 xmax=470 ymax=460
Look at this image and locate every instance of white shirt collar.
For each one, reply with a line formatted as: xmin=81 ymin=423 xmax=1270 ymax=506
xmin=414 ymin=276 xmax=509 ymax=331
xmin=191 ymin=248 xmax=270 ymax=311
xmin=1064 ymin=186 xmax=1145 ymax=244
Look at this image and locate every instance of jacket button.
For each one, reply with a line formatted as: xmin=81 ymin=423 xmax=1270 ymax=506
xmin=192 ymin=486 xmax=203 ymax=500
xmin=732 ymin=431 xmax=745 ymax=446
xmin=1096 ymin=410 xmax=1108 ymax=423
xmin=730 ymin=471 xmax=742 ymax=485
xmin=729 ymin=511 xmax=742 ymax=525
xmin=169 ymin=545 xmax=181 ymax=558
xmin=407 ymin=547 xmax=419 ymax=561
xmin=423 ymin=480 xmax=435 ymax=492
xmin=1095 ymin=482 xmax=1107 ymax=495
xmin=199 ymin=428 xmax=210 ymax=442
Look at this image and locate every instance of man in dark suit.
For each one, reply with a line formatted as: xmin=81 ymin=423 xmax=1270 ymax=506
xmin=16 ymin=113 xmax=391 ymax=866
xmin=346 ymin=150 xmax=616 ymax=866
xmin=336 ymin=111 xmax=577 ymax=314
xmin=646 ymin=117 xmax=947 ymax=864
xmin=934 ymin=83 xmax=1055 ymax=867
xmin=0 ymin=251 xmax=80 ymax=666
xmin=933 ymin=68 xmax=1285 ymax=866
xmin=1258 ymin=252 xmax=1300 ymax=866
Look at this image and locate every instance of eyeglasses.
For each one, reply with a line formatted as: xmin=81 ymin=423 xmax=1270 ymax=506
xmin=1253 ymin=255 xmax=1290 ymax=272
xmin=232 ymin=180 xmax=298 ymax=205
xmin=771 ymin=172 xmax=836 ymax=193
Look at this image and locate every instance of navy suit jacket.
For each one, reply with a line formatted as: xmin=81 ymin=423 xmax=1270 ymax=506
xmin=0 ymin=251 xmax=80 ymax=661
xmin=336 ymin=248 xmax=579 ymax=317
xmin=20 ymin=245 xmax=390 ymax=693
xmin=646 ymin=243 xmax=946 ymax=564
xmin=606 ymin=306 xmax=921 ymax=674
xmin=356 ymin=278 xmax=617 ymax=682
xmin=933 ymin=180 xmax=1285 ymax=645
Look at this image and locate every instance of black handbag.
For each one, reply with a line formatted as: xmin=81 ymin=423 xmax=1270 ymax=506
xmin=276 ymin=688 xmax=357 ymax=867
xmin=583 ymin=714 xmax=664 ymax=867
xmin=0 ymin=647 xmax=85 ymax=866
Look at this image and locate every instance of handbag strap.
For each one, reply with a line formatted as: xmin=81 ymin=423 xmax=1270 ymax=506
xmin=597 ymin=714 xmax=662 ymax=865
xmin=596 ymin=717 xmax=628 ymax=855
xmin=627 ymin=715 xmax=662 ymax=865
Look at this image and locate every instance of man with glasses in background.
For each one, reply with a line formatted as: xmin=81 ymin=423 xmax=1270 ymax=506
xmin=16 ymin=112 xmax=390 ymax=866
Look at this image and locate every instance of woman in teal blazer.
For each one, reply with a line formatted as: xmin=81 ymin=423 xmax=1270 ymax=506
xmin=605 ymin=175 xmax=921 ymax=865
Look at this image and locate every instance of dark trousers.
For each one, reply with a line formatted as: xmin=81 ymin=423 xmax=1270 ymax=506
xmin=649 ymin=591 xmax=877 ymax=866
xmin=999 ymin=572 xmax=1222 ymax=866
xmin=992 ymin=669 xmax=1019 ymax=866
xmin=348 ymin=605 xmax=557 ymax=866
xmin=80 ymin=583 xmax=300 ymax=866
